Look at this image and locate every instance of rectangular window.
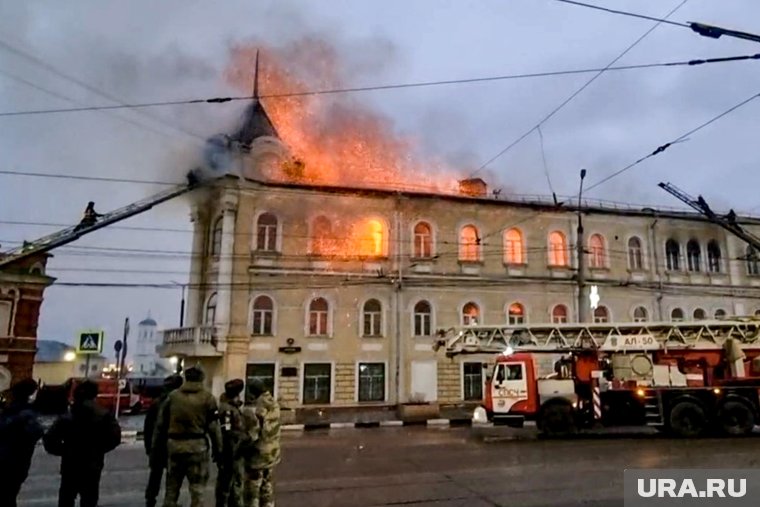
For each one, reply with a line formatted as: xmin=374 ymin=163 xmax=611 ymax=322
xmin=257 ymin=224 xmax=277 ymax=252
xmin=358 ymin=363 xmax=385 ymax=402
xmin=252 ymin=309 xmax=272 ymax=335
xmin=463 ymin=362 xmax=483 ymax=401
xmin=309 ymin=311 xmax=328 ymax=336
xmin=303 ymin=363 xmax=331 ymax=404
xmin=363 ymin=312 xmax=382 ymax=336
xmin=414 ymin=233 xmax=431 ymax=258
xmin=246 ymin=363 xmax=275 ymax=395
xmin=414 ymin=312 xmax=431 ymax=337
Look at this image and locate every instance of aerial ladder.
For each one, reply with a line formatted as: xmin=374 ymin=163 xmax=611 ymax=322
xmin=434 ymin=320 xmax=760 ymax=437
xmin=659 ymin=181 xmax=760 ymax=253
xmin=0 ymin=173 xmax=209 ymax=269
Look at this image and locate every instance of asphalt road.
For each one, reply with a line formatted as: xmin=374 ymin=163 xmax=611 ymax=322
xmin=18 ymin=427 xmax=760 ymax=507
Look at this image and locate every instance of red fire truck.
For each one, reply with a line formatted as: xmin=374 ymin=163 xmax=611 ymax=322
xmin=435 ymin=319 xmax=760 ymax=437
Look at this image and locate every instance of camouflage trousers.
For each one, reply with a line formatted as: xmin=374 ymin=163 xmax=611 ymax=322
xmin=163 ymin=451 xmax=209 ymax=507
xmin=215 ymin=458 xmax=244 ymax=507
xmin=244 ymin=468 xmax=275 ymax=507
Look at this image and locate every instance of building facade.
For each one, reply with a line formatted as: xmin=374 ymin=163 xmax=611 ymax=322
xmin=0 ymin=254 xmax=55 ymax=391
xmin=33 ymin=340 xmax=107 ymax=386
xmin=158 ymin=101 xmax=760 ymax=419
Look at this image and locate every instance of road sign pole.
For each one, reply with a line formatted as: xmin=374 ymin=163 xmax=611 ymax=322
xmin=85 ymin=355 xmax=91 ymax=379
xmin=114 ymin=318 xmax=130 ymax=418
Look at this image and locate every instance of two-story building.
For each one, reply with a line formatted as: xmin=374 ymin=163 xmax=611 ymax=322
xmin=158 ymin=98 xmax=760 ymax=421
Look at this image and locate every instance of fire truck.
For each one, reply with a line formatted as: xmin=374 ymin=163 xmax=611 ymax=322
xmin=434 ymin=319 xmax=760 ymax=437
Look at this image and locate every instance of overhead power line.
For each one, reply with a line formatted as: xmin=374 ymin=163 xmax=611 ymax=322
xmin=1 ymin=52 xmax=758 ymax=118
xmin=550 ymin=0 xmax=689 ymax=28
xmin=585 ymin=90 xmax=760 ymax=193
xmin=472 ymin=0 xmax=690 ymax=176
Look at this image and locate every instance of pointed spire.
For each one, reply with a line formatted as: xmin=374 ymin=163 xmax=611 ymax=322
xmin=252 ymin=49 xmax=260 ymax=99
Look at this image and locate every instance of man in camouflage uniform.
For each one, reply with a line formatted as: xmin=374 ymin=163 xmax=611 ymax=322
xmin=143 ymin=374 xmax=183 ymax=507
xmin=216 ymin=379 xmax=246 ymax=507
xmin=242 ymin=378 xmax=281 ymax=507
xmin=154 ymin=366 xmax=222 ymax=507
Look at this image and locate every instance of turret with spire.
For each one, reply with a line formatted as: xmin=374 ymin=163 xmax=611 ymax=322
xmin=232 ymin=50 xmax=279 ymax=150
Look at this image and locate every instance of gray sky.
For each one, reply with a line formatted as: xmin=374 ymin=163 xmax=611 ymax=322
xmin=2 ymin=0 xmax=760 ymax=352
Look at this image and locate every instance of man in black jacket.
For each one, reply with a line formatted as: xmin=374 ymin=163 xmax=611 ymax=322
xmin=144 ymin=374 xmax=183 ymax=507
xmin=43 ymin=379 xmax=122 ymax=507
xmin=0 ymin=379 xmax=44 ymax=507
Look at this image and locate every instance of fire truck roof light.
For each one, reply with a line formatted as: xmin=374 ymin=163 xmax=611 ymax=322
xmin=502 ymin=346 xmax=514 ymax=357
xmin=636 ymin=389 xmax=646 ymax=397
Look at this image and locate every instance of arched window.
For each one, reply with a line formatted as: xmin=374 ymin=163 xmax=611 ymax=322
xmin=503 ymin=228 xmax=524 ymax=264
xmin=665 ymin=239 xmax=680 ymax=271
xmin=686 ymin=240 xmax=701 ymax=272
xmin=693 ymin=308 xmax=706 ymax=320
xmin=251 ymin=296 xmax=274 ymax=335
xmin=670 ymin=308 xmax=685 ymax=322
xmin=589 ymin=234 xmax=606 ymax=268
xmin=507 ymin=303 xmax=525 ymax=325
xmin=210 ymin=217 xmax=223 ymax=257
xmin=714 ymin=309 xmax=727 ymax=319
xmin=754 ymin=309 xmax=760 ymax=318
xmin=358 ymin=219 xmax=385 ymax=257
xmin=628 ymin=237 xmax=643 ymax=270
xmin=256 ymin=213 xmax=278 ymax=252
xmin=707 ymin=240 xmax=721 ymax=273
xmin=462 ymin=302 xmax=480 ymax=326
xmin=548 ymin=231 xmax=568 ymax=266
xmin=413 ymin=300 xmax=432 ymax=337
xmin=204 ymin=293 xmax=217 ymax=325
xmin=312 ymin=216 xmax=332 ymax=256
xmin=633 ymin=306 xmax=648 ymax=322
xmin=459 ymin=225 xmax=480 ymax=261
xmin=552 ymin=304 xmax=568 ymax=324
xmin=413 ymin=222 xmax=433 ymax=258
xmin=593 ymin=306 xmax=609 ymax=323
xmin=747 ymin=246 xmax=760 ymax=276
xmin=362 ymin=299 xmax=383 ymax=337
xmin=308 ymin=297 xmax=330 ymax=336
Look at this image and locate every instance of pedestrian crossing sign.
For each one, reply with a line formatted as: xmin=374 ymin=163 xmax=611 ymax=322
xmin=77 ymin=329 xmax=104 ymax=354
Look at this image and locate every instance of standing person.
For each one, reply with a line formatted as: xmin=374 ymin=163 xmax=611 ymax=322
xmin=216 ymin=379 xmax=246 ymax=507
xmin=241 ymin=378 xmax=281 ymax=507
xmin=43 ymin=379 xmax=122 ymax=507
xmin=0 ymin=379 xmax=44 ymax=507
xmin=154 ymin=366 xmax=222 ymax=507
xmin=144 ymin=374 xmax=183 ymax=507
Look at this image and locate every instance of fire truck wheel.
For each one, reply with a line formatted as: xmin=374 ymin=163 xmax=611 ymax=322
xmin=668 ymin=400 xmax=706 ymax=438
xmin=717 ymin=400 xmax=755 ymax=436
xmin=538 ymin=402 xmax=576 ymax=437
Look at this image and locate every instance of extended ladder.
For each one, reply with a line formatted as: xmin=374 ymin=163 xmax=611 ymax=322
xmin=434 ymin=320 xmax=760 ymax=358
xmin=0 ymin=179 xmax=203 ymax=269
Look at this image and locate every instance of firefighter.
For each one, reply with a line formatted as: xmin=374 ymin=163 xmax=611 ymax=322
xmin=241 ymin=378 xmax=281 ymax=507
xmin=0 ymin=379 xmax=44 ymax=507
xmin=216 ymin=379 xmax=246 ymax=507
xmin=143 ymin=374 xmax=183 ymax=507
xmin=74 ymin=202 xmax=103 ymax=231
xmin=154 ymin=366 xmax=222 ymax=507
xmin=43 ymin=380 xmax=122 ymax=507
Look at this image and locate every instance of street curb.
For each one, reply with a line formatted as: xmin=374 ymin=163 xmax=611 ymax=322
xmin=112 ymin=418 xmax=474 ymax=440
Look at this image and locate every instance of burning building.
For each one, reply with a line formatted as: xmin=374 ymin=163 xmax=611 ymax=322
xmin=158 ymin=80 xmax=760 ymax=422
xmin=0 ymin=253 xmax=55 ymax=391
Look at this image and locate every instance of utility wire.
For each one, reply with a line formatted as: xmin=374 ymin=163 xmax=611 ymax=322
xmin=585 ymin=90 xmax=760 ymax=193
xmin=1 ymin=51 xmax=757 ymax=118
xmin=536 ymin=126 xmax=555 ymax=196
xmin=550 ymin=0 xmax=690 ymax=28
xmin=472 ymin=0 xmax=691 ymax=176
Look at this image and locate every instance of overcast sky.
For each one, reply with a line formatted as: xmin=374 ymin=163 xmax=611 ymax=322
xmin=2 ymin=0 xmax=760 ymax=352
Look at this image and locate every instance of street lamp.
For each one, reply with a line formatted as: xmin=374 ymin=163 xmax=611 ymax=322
xmin=63 ymin=351 xmax=76 ymax=362
xmin=577 ymin=169 xmax=588 ymax=323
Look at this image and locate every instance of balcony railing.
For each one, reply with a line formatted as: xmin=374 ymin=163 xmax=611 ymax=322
xmin=161 ymin=326 xmax=217 ymax=347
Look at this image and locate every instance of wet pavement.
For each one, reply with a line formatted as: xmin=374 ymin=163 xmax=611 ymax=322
xmin=19 ymin=426 xmax=760 ymax=506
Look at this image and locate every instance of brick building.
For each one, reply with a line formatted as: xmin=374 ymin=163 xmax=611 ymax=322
xmin=158 ymin=100 xmax=760 ymax=421
xmin=0 ymin=253 xmax=55 ymax=391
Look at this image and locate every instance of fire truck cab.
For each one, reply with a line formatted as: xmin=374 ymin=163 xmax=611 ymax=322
xmin=436 ymin=320 xmax=760 ymax=437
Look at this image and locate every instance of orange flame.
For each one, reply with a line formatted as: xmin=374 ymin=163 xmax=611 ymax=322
xmin=225 ymin=39 xmax=460 ymax=194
